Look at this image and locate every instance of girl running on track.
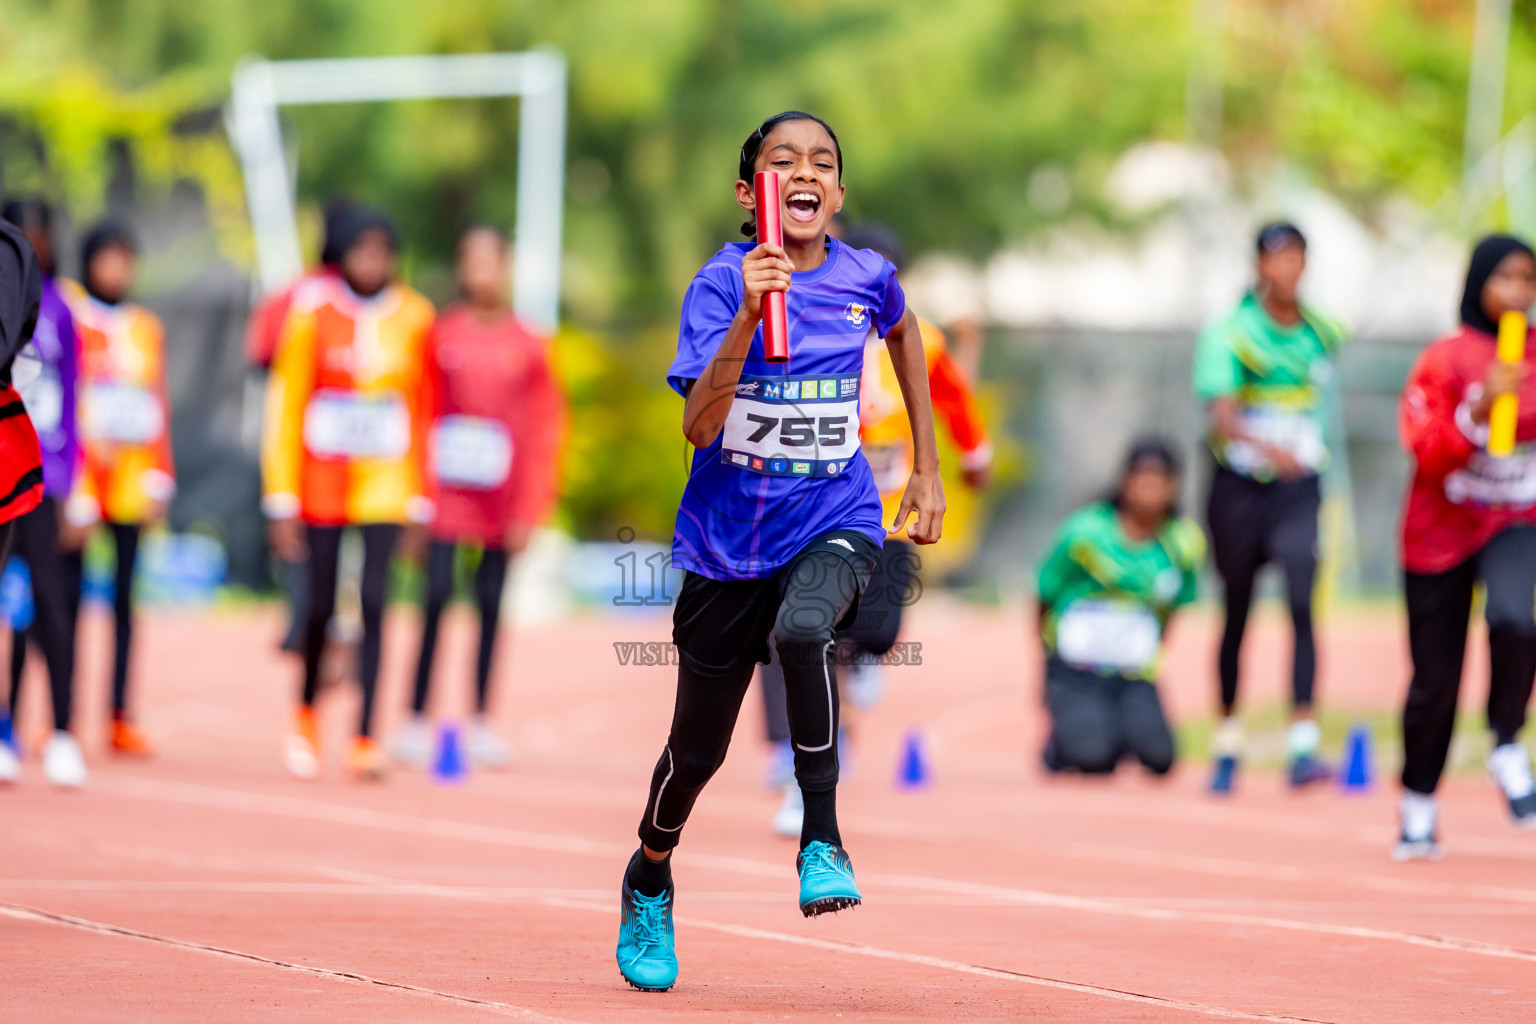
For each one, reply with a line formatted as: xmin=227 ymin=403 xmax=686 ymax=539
xmin=63 ymin=221 xmax=173 ymax=758
xmin=0 ymin=210 xmax=46 ymax=784
xmin=1193 ymin=222 xmax=1345 ymax=793
xmin=615 ymin=111 xmax=945 ymax=992
xmin=1395 ymin=234 xmax=1536 ymax=859
xmin=1037 ymin=438 xmax=1204 ymax=776
xmin=1 ymin=201 xmax=87 ymax=786
xmin=262 ymin=209 xmax=436 ymax=781
xmin=390 ymin=226 xmax=563 ymax=769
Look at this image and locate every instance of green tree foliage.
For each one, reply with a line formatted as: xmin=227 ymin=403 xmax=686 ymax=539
xmin=0 ymin=0 xmax=1523 ymax=539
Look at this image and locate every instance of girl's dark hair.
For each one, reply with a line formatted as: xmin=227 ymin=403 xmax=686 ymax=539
xmin=1107 ymin=435 xmax=1183 ymax=516
xmin=332 ymin=207 xmax=399 ymax=257
xmin=80 ymin=219 xmax=138 ymax=269
xmin=737 ymin=111 xmax=842 ymax=238
xmin=1 ymin=199 xmax=52 ymax=234
xmin=318 ymin=198 xmax=356 ymax=267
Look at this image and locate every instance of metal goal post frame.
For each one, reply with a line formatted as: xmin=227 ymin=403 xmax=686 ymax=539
xmin=229 ymin=50 xmax=567 ymax=333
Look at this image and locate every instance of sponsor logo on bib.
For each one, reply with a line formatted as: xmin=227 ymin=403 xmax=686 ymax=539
xmin=719 ymin=374 xmax=862 ymax=478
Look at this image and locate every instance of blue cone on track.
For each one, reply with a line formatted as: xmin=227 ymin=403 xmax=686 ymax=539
xmin=896 ymin=729 xmax=930 ymax=789
xmin=1338 ymin=722 xmax=1374 ymax=794
xmin=432 ymin=722 xmax=468 ymax=785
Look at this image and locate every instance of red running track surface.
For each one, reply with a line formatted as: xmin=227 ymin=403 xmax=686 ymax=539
xmin=2 ymin=599 xmax=1534 ymax=1022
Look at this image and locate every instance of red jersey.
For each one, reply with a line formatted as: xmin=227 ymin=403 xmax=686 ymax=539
xmin=1399 ymin=324 xmax=1536 ymax=573
xmin=0 ymin=383 xmax=44 ymax=524
xmin=424 ymin=306 xmax=563 ymax=545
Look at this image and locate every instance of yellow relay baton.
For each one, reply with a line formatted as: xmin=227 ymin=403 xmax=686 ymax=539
xmin=1489 ymin=310 xmax=1527 ymax=457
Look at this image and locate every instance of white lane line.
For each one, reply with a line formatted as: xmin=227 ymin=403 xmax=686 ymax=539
xmin=1061 ymin=841 xmax=1536 ymax=906
xmin=865 ymin=870 xmax=1536 ymax=965
xmin=655 ymin=909 xmax=1338 ymax=1024
xmin=96 ymin=774 xmax=1536 ymax=965
xmin=475 ymin=775 xmax=1536 ymax=908
xmin=0 ymin=901 xmax=589 ymax=1023
xmin=325 ymin=869 xmax=1333 ymax=1024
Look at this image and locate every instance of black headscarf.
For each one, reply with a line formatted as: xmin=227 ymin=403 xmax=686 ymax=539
xmin=79 ymin=220 xmax=138 ymax=305
xmin=0 ymin=219 xmax=42 ymax=373
xmin=331 ymin=208 xmax=399 ymax=259
xmin=318 ymin=198 xmax=356 ymax=268
xmin=1459 ymin=234 xmax=1535 ymax=336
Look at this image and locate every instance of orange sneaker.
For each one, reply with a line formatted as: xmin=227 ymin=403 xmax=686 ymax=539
xmin=348 ymin=736 xmax=386 ymax=781
xmin=283 ymin=707 xmax=320 ymax=779
xmin=110 ymin=719 xmax=156 ymax=758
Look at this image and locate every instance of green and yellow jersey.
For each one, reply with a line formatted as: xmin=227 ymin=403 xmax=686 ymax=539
xmin=1037 ymin=502 xmax=1205 ymax=680
xmin=1193 ymin=293 xmax=1346 ymax=481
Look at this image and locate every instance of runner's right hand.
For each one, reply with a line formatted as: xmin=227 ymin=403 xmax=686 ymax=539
xmin=1264 ymin=446 xmax=1309 ymax=481
xmin=740 ymin=243 xmax=793 ymax=321
xmin=1472 ymin=361 xmax=1527 ymax=424
xmin=269 ymin=517 xmax=306 ymax=562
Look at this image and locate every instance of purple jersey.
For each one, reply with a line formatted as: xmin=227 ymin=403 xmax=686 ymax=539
xmin=668 ymin=238 xmax=906 ymax=580
xmin=12 ymin=278 xmax=79 ymax=498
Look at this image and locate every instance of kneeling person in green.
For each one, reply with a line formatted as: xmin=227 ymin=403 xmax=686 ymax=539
xmin=1038 ymin=439 xmax=1204 ymax=775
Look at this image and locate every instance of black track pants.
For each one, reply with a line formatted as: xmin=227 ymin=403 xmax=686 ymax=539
xmin=758 ymin=536 xmax=918 ymax=741
xmin=1207 ymin=465 xmax=1321 ymax=713
xmin=1401 ymin=527 xmax=1536 ymax=795
xmin=1045 ymin=657 xmax=1175 ymax=775
xmin=639 ymin=531 xmax=878 ymax=852
xmin=302 ymin=523 xmax=400 ymax=737
xmin=6 ymin=497 xmax=77 ymax=732
xmin=410 ymin=540 xmax=510 ymax=716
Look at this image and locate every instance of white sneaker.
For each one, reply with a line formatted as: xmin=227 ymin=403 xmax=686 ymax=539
xmin=1391 ymin=791 xmax=1444 ymax=861
xmin=389 ymin=714 xmax=433 ymax=768
xmin=42 ymin=732 xmax=87 ymax=788
xmin=467 ymin=716 xmax=513 ymax=769
xmin=772 ymin=782 xmax=804 ymax=838
xmin=844 ymin=661 xmax=887 ymax=711
xmin=0 ymin=741 xmax=18 ymax=785
xmin=1487 ymin=743 xmax=1536 ymax=828
xmin=283 ymin=732 xmax=320 ymax=780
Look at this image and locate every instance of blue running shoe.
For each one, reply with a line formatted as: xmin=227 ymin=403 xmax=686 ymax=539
xmin=797 ymin=840 xmax=862 ymax=917
xmin=616 ymin=877 xmax=677 ymax=992
xmin=1210 ymin=754 xmax=1237 ymax=794
xmin=1287 ymin=752 xmax=1331 ymax=789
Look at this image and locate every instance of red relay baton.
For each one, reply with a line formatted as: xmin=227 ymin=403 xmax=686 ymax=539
xmin=753 ymin=171 xmax=790 ymax=363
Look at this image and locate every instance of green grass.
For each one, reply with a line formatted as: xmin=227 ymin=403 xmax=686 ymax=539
xmin=1175 ymin=703 xmax=1527 ymax=779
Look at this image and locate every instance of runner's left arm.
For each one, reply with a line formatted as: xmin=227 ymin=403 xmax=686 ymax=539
xmin=885 ymin=307 xmax=945 ymax=544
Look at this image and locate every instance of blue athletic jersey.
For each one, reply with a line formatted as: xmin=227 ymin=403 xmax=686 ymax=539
xmin=668 ymin=238 xmax=906 ymax=580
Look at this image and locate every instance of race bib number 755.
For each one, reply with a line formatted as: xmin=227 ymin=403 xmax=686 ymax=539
xmin=720 ymin=374 xmax=861 ymax=478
